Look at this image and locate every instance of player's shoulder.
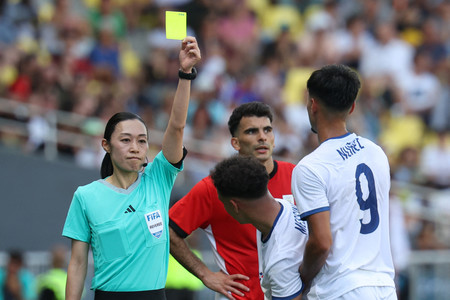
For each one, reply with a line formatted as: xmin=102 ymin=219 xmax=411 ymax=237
xmin=274 ymin=160 xmax=296 ymax=171
xmin=277 ymin=198 xmax=296 ymax=212
xmin=183 ymin=176 xmax=216 ymax=198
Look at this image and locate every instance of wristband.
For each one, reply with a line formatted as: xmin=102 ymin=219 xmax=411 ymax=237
xmin=178 ymin=67 xmax=197 ymax=80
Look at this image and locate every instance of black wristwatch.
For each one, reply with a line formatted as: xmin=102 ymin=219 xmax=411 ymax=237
xmin=178 ymin=67 xmax=197 ymax=80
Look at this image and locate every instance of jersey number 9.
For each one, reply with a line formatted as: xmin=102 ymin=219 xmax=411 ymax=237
xmin=355 ymin=163 xmax=379 ymax=234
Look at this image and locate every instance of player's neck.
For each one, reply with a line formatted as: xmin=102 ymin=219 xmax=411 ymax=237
xmin=263 ymin=158 xmax=275 ymax=174
xmin=317 ymin=121 xmax=348 ymax=144
xmin=253 ymin=199 xmax=281 ymax=240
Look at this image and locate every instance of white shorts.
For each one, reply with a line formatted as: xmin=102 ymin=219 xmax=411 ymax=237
xmin=339 ymin=286 xmax=397 ymax=300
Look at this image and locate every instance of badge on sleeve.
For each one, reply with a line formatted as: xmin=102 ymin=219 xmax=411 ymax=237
xmin=144 ymin=210 xmax=163 ymax=238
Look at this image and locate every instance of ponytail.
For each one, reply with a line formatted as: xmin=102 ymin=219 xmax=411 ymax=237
xmin=101 ymin=153 xmax=113 ymax=179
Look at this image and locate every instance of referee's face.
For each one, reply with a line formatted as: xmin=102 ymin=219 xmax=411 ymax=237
xmin=231 ymin=116 xmax=274 ymax=164
xmin=106 ymin=119 xmax=149 ymax=174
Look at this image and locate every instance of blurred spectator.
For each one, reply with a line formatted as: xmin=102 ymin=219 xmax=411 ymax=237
xmin=359 ymin=20 xmax=414 ymax=108
xmin=216 ymin=0 xmax=259 ymax=68
xmin=260 ymin=25 xmax=298 ymax=71
xmin=397 ymin=49 xmax=442 ymax=127
xmin=392 ymin=146 xmax=423 ymax=185
xmin=272 ymin=107 xmax=302 ymax=162
xmin=334 ymin=13 xmax=375 ymax=70
xmin=87 ymin=0 xmax=126 ymax=40
xmin=0 ymin=250 xmax=36 ymax=300
xmin=25 ymin=105 xmax=50 ymax=153
xmin=298 ymin=3 xmax=340 ymax=67
xmin=252 ymin=56 xmax=283 ymax=108
xmin=0 ymin=0 xmax=37 ymax=45
xmin=35 ymin=245 xmax=68 ymax=300
xmin=88 ymin=22 xmax=121 ymax=78
xmin=419 ymin=130 xmax=450 ymax=189
xmin=414 ymin=220 xmax=448 ymax=250
xmin=250 ymin=0 xmax=303 ymax=42
xmin=57 ymin=14 xmax=95 ymax=66
xmin=357 ymin=0 xmax=394 ymax=34
xmin=417 ymin=17 xmax=447 ymax=75
xmin=430 ymin=75 xmax=450 ymax=132
xmin=74 ymin=118 xmax=105 ymax=169
xmin=8 ymin=54 xmax=37 ymax=102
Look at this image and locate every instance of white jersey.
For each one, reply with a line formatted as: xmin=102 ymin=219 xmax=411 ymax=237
xmin=257 ymin=199 xmax=308 ymax=300
xmin=292 ymin=133 xmax=396 ymax=299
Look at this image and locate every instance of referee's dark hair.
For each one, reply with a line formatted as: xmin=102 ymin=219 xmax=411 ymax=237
xmin=211 ymin=155 xmax=269 ymax=200
xmin=228 ymin=102 xmax=273 ymax=137
xmin=101 ymin=112 xmax=148 ymax=179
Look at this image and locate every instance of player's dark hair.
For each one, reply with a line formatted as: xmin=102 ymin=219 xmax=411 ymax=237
xmin=101 ymin=112 xmax=147 ymax=179
xmin=307 ymin=64 xmax=361 ymax=112
xmin=211 ymin=155 xmax=269 ymax=199
xmin=228 ymin=102 xmax=273 ymax=137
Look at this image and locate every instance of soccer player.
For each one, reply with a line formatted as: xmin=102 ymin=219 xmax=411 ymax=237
xmin=292 ymin=64 xmax=397 ymax=299
xmin=211 ymin=155 xmax=308 ymax=300
xmin=169 ymin=102 xmax=296 ymax=299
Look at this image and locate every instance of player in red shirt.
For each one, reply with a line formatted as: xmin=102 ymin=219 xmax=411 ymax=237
xmin=169 ymin=102 xmax=295 ymax=300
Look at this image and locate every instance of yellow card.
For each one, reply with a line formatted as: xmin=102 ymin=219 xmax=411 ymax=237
xmin=165 ymin=11 xmax=187 ymax=40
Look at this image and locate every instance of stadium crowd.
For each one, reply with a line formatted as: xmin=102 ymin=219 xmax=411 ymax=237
xmin=0 ymin=0 xmax=449 ymax=299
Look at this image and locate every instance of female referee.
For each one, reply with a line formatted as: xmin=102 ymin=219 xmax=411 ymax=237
xmin=62 ymin=36 xmax=201 ymax=300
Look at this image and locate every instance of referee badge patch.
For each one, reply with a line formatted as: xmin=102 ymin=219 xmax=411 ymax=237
xmin=144 ymin=210 xmax=163 ymax=238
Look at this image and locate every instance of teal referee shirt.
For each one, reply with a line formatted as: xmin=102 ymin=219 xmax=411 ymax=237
xmin=63 ymin=151 xmax=182 ymax=291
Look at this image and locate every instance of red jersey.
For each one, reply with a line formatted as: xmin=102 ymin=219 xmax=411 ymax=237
xmin=169 ymin=160 xmax=295 ymax=300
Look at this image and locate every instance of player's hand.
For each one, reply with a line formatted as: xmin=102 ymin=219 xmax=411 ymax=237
xmin=179 ymin=36 xmax=201 ymax=73
xmin=202 ymin=270 xmax=250 ymax=300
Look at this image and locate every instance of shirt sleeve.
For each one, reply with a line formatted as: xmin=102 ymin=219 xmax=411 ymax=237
xmin=292 ymin=164 xmax=330 ymax=220
xmin=62 ymin=188 xmax=91 ymax=243
xmin=266 ymin=268 xmax=303 ymax=300
xmin=148 ymin=151 xmax=183 ymax=208
xmin=169 ymin=178 xmax=215 ymax=237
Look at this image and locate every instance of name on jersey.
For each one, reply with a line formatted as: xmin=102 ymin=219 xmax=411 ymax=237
xmin=336 ymin=137 xmax=365 ymax=161
xmin=292 ymin=205 xmax=307 ymax=235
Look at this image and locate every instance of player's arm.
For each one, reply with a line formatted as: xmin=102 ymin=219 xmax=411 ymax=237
xmin=169 ymin=227 xmax=250 ymax=300
xmin=299 ymin=210 xmax=332 ymax=294
xmin=291 ymin=293 xmax=303 ymax=300
xmin=66 ymin=239 xmax=89 ymax=300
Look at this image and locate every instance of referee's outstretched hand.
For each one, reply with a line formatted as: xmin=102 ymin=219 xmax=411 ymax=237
xmin=179 ymin=36 xmax=201 ymax=73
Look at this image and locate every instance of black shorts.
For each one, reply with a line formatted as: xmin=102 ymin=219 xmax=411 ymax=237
xmin=94 ymin=289 xmax=166 ymax=300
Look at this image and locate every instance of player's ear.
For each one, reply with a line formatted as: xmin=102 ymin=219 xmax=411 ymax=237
xmin=231 ymin=137 xmax=240 ymax=151
xmin=230 ymin=199 xmax=239 ymax=213
xmin=348 ymin=102 xmax=356 ymax=115
xmin=310 ymin=98 xmax=318 ymax=113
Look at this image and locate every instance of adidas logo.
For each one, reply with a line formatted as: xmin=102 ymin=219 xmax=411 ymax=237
xmin=124 ymin=205 xmax=136 ymax=213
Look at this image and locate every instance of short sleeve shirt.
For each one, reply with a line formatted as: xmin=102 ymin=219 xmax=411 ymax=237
xmin=292 ymin=133 xmax=395 ymax=299
xmin=63 ymin=151 xmax=181 ymax=291
xmin=258 ymin=199 xmax=308 ymax=300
